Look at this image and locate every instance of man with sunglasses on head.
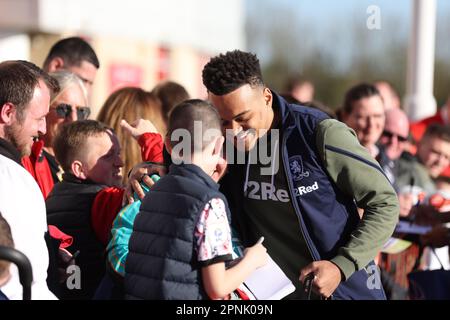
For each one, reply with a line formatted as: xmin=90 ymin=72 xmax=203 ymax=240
xmin=23 ymin=71 xmax=90 ymax=198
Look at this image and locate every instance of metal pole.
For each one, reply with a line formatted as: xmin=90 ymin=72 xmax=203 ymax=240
xmin=404 ymin=0 xmax=437 ymax=121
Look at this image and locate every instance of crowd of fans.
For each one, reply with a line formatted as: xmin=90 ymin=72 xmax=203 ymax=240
xmin=0 ymin=37 xmax=449 ymax=300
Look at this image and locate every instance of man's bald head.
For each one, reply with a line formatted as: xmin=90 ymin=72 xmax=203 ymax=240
xmin=374 ymin=81 xmax=401 ymax=110
xmin=380 ymin=108 xmax=410 ymax=160
xmin=385 ymin=108 xmax=409 ymax=139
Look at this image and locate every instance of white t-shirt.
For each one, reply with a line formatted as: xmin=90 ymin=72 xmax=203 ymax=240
xmin=0 ymin=154 xmax=56 ymax=300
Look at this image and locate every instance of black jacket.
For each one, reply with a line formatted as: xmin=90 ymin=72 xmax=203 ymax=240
xmin=46 ymin=174 xmax=106 ymax=300
xmin=125 ymin=163 xmax=231 ymax=300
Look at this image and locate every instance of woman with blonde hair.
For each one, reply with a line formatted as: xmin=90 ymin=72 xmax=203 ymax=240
xmin=97 ymin=87 xmax=165 ymax=185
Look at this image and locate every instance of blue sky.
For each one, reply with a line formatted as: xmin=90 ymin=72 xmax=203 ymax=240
xmin=246 ymin=0 xmax=450 ymax=68
xmin=271 ymin=0 xmax=449 ymax=21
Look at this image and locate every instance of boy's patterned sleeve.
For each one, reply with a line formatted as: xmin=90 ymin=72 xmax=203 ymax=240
xmin=195 ymin=198 xmax=234 ymax=266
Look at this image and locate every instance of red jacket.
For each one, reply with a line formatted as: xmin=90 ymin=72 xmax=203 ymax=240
xmin=138 ymin=132 xmax=164 ymax=163
xmin=22 ymin=140 xmax=55 ymax=199
xmin=410 ymin=112 xmax=444 ymax=143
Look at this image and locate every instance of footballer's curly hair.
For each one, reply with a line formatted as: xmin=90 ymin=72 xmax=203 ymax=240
xmin=202 ymin=50 xmax=264 ymax=96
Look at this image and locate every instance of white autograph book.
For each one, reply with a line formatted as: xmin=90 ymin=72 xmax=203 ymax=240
xmin=241 ymin=255 xmax=295 ymax=300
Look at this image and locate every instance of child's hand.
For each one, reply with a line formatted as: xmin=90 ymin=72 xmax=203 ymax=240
xmin=244 ymin=243 xmax=268 ymax=269
xmin=121 ymin=119 xmax=159 ymax=140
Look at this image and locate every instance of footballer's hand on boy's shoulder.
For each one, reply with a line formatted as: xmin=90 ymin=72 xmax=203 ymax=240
xmin=123 ymin=162 xmax=167 ymax=205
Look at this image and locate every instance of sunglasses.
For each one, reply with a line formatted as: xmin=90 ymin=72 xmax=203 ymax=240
xmin=54 ymin=103 xmax=91 ymax=120
xmin=382 ymin=130 xmax=408 ymax=143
